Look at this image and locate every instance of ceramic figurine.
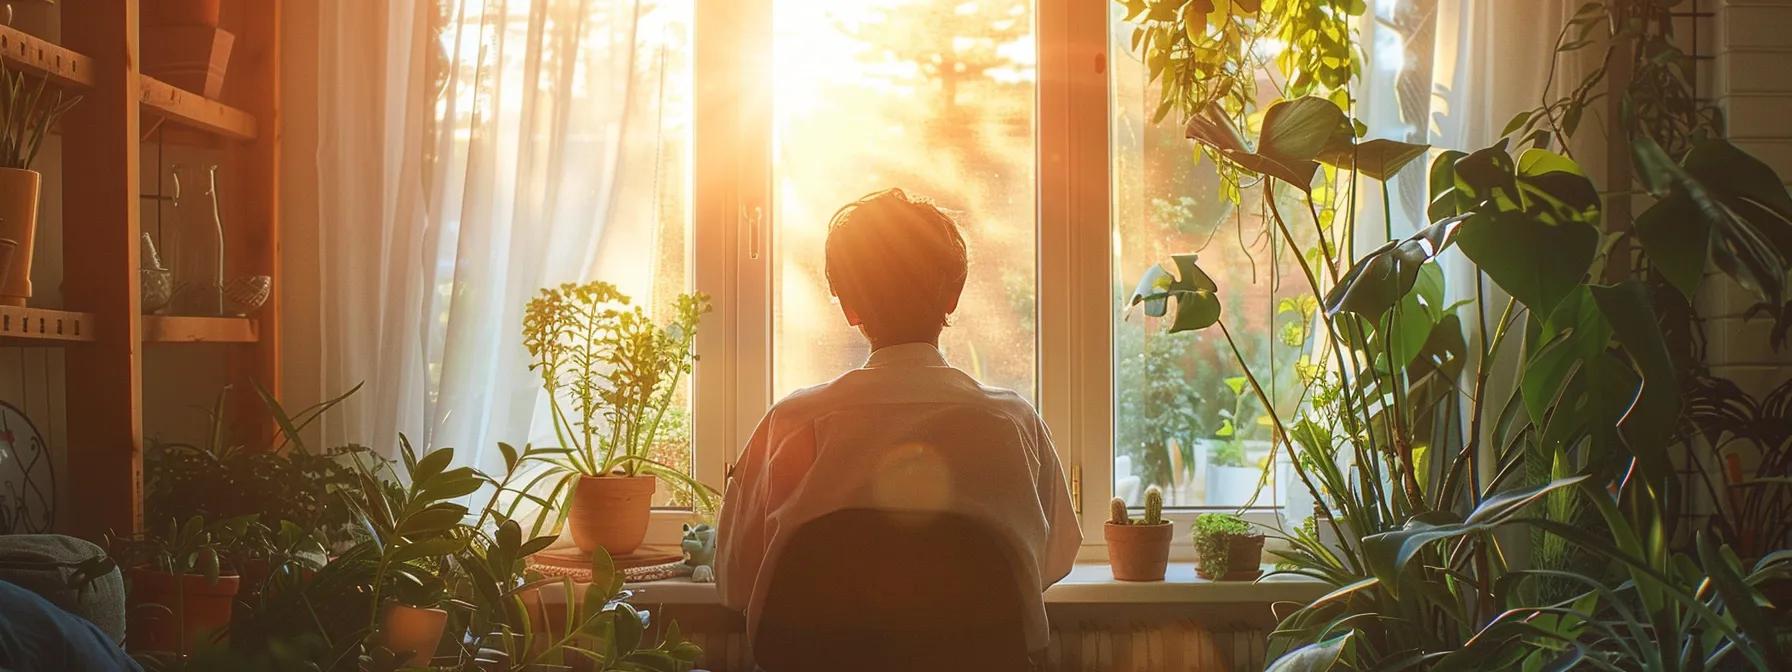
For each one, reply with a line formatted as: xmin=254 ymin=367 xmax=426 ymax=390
xmin=681 ymin=523 xmax=716 ymax=583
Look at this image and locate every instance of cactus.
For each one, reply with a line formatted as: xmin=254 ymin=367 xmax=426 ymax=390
xmin=1109 ymin=497 xmax=1131 ymax=525
xmin=1143 ymin=486 xmax=1165 ymax=525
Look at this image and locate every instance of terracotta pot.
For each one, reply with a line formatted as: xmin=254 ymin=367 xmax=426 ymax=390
xmin=143 ymin=25 xmax=235 ymax=98
xmin=1196 ymin=534 xmax=1266 ymax=581
xmin=383 ymin=602 xmax=448 ymax=667
xmin=0 ymin=168 xmax=39 ymax=306
xmin=1104 ymin=522 xmax=1174 ymax=581
xmin=126 ymin=567 xmax=241 ymax=654
xmin=0 ymin=239 xmax=17 ymax=292
xmin=150 ymin=0 xmax=221 ymax=27
xmin=567 ymin=475 xmax=657 ymax=555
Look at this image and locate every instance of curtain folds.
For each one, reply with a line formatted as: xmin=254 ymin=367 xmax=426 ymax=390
xmin=311 ymin=0 xmax=667 ymax=473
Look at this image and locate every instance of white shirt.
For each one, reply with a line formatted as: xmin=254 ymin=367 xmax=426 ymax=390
xmin=716 ymin=342 xmax=1082 ymax=652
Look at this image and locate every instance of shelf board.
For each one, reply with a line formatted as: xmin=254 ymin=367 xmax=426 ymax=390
xmin=0 ymin=24 xmax=94 ymax=88
xmin=0 ymin=306 xmax=96 ymax=344
xmin=139 ymin=75 xmax=257 ymax=141
xmin=142 ymin=315 xmax=259 ymax=343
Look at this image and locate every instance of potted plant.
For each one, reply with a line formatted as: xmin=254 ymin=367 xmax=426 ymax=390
xmin=1201 ymin=376 xmax=1266 ymax=506
xmin=1192 ymin=513 xmax=1263 ymax=581
xmin=111 ymin=515 xmax=251 ymax=655
xmin=520 ymin=283 xmax=716 ymax=555
xmin=1104 ymin=486 xmax=1173 ymax=581
xmin=0 ymin=62 xmax=76 ymax=306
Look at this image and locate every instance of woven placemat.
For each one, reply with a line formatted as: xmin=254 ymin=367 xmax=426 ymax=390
xmin=527 ymin=546 xmax=685 ymax=583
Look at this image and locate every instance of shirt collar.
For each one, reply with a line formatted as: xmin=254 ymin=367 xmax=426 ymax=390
xmin=863 ymin=342 xmax=949 ymax=369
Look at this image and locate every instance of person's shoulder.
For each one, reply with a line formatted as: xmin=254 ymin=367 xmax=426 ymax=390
xmin=764 ymin=375 xmax=852 ymax=419
xmin=963 ymin=379 xmax=1044 ymax=423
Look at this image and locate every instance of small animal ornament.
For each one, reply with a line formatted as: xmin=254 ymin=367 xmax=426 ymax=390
xmin=682 ymin=523 xmax=717 ymax=583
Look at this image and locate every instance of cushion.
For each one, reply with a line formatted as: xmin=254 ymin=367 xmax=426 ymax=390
xmin=0 ymin=534 xmax=127 ymax=644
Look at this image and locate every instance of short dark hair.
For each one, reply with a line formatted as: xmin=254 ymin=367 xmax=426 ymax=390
xmin=824 ymin=188 xmax=968 ymax=344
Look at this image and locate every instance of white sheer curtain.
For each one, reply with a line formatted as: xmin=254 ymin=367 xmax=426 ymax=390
xmin=310 ymin=0 xmax=677 ymax=473
xmin=1428 ymin=0 xmax=1603 ymax=488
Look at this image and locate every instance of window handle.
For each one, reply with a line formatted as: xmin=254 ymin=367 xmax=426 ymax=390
xmin=741 ymin=204 xmax=764 ymax=260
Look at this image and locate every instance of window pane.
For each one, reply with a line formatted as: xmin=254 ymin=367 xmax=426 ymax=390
xmin=1108 ymin=6 xmax=1430 ymax=511
xmin=1108 ymin=10 xmax=1304 ymax=510
xmin=770 ymin=0 xmax=1038 ymax=401
xmin=435 ymin=0 xmax=697 ymax=506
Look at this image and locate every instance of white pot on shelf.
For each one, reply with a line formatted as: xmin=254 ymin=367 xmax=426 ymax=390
xmin=1205 ymin=464 xmax=1262 ymax=507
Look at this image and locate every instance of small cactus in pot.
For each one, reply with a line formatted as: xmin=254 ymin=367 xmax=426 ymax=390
xmin=1103 ymin=485 xmax=1174 ymax=581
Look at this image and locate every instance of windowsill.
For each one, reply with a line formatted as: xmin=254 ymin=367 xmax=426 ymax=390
xmin=619 ymin=562 xmax=1330 ymax=606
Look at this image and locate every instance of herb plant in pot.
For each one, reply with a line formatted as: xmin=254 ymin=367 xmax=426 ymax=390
xmin=0 ymin=62 xmax=76 ymax=306
xmin=1192 ymin=513 xmax=1263 ymax=581
xmin=1104 ymin=486 xmax=1173 ymax=581
xmin=520 ymin=283 xmax=716 ymax=556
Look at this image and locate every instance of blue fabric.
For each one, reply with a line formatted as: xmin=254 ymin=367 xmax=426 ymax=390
xmin=0 ymin=579 xmax=140 ymax=672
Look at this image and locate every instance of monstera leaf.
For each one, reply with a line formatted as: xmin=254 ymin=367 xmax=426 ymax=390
xmin=1130 ymin=254 xmax=1221 ymax=333
xmin=1324 ymin=214 xmax=1468 ymax=319
xmin=1185 ymin=97 xmax=1352 ymax=190
xmin=1455 ymin=211 xmax=1598 ymax=318
xmin=1426 ymin=145 xmax=1603 ymax=316
xmin=1634 ymin=136 xmax=1792 ymax=303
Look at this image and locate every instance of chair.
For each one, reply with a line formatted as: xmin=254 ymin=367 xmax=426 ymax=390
xmin=753 ymin=508 xmax=1032 ymax=672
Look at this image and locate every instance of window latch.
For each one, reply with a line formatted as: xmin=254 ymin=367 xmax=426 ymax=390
xmin=1070 ymin=464 xmax=1082 ymax=516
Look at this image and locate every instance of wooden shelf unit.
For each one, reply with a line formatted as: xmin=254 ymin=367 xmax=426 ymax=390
xmin=46 ymin=2 xmax=283 ymax=541
xmin=142 ymin=315 xmax=259 ymax=343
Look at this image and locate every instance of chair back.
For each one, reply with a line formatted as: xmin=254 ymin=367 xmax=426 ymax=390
xmin=754 ymin=508 xmax=1032 ymax=671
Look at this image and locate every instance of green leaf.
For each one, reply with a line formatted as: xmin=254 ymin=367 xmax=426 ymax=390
xmin=1362 ymin=475 xmax=1587 ymax=586
xmin=1696 ymin=533 xmax=1789 ymax=665
xmin=1132 ymin=255 xmax=1223 ymax=333
xmin=398 ymin=503 xmax=468 ymax=536
xmin=411 ymin=447 xmax=454 ymax=485
xmin=590 ymin=545 xmax=622 ymax=599
xmin=389 ymin=536 xmax=466 ymax=564
xmin=1591 ymin=282 xmax=1680 ymax=488
xmin=1455 ymin=212 xmax=1597 ymax=317
xmin=419 ymin=471 xmax=485 ymax=501
xmin=611 ymin=602 xmax=644 ymax=655
xmin=1634 ymin=194 xmax=1711 ymax=299
xmin=1265 ymin=632 xmax=1352 ymax=672
xmin=518 ymin=535 xmax=557 ymax=558
xmin=1185 ymin=100 xmax=1331 ymax=189
xmin=497 ymin=519 xmax=521 ymax=550
xmin=1316 ymin=138 xmax=1431 ymax=180
xmin=1258 ymin=97 xmax=1352 ymax=165
xmin=1634 ymin=136 xmax=1792 ymax=305
xmin=1323 ymin=215 xmax=1465 ymax=318
xmin=499 ymin=442 xmax=520 ymax=474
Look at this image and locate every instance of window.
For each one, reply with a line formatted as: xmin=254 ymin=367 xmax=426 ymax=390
xmin=472 ymin=0 xmax=1434 ymax=546
xmin=768 ymin=0 xmax=1038 ymax=400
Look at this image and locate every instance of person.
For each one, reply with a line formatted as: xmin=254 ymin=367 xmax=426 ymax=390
xmin=716 ymin=188 xmax=1081 ymax=657
xmin=0 ymin=579 xmax=141 ymax=672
